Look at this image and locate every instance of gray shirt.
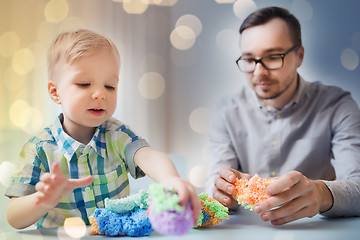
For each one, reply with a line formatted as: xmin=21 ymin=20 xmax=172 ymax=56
xmin=207 ymin=76 xmax=360 ymax=217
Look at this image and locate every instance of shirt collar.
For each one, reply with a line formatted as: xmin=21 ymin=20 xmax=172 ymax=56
xmin=53 ymin=114 xmax=107 ymax=161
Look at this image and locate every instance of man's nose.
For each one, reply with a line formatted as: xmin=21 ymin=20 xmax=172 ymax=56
xmin=253 ymin=61 xmax=269 ymax=76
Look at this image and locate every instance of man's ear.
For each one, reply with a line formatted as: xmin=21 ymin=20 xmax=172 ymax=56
xmin=296 ymin=45 xmax=305 ymax=68
xmin=48 ymin=81 xmax=61 ymax=104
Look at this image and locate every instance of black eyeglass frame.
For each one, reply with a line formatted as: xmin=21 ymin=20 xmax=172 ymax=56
xmin=236 ymin=45 xmax=300 ymax=73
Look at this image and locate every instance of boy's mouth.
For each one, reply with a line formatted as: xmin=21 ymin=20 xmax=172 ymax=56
xmin=89 ymin=108 xmax=105 ymax=115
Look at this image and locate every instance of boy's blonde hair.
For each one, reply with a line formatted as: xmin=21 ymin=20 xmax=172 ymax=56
xmin=48 ymin=29 xmax=120 ymax=80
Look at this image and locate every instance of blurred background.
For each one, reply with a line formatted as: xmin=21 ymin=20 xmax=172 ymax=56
xmin=0 ymin=0 xmax=359 ymax=232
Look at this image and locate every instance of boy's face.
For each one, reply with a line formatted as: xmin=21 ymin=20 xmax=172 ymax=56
xmin=49 ymin=48 xmax=119 ymax=132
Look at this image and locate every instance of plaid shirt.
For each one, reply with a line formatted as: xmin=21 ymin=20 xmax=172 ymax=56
xmin=5 ymin=114 xmax=148 ymax=228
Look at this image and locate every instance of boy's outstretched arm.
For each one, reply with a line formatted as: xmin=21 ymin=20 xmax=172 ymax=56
xmin=7 ymin=162 xmax=93 ymax=229
xmin=134 ymin=146 xmax=201 ymax=224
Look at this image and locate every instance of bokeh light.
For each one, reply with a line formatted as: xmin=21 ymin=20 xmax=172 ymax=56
xmin=175 ymin=14 xmax=202 ymax=38
xmin=44 ymin=0 xmax=69 ymax=23
xmin=138 ymin=72 xmax=166 ymax=99
xmin=9 ymin=99 xmax=31 ymax=127
xmin=0 ymin=31 xmax=20 ymax=58
xmin=290 ymin=0 xmax=313 ymax=21
xmin=62 ymin=217 xmax=86 ymax=239
xmin=0 ymin=161 xmax=17 ymax=187
xmin=341 ymin=48 xmax=359 ymax=71
xmin=233 ymin=0 xmax=256 ymax=19
xmin=188 ymin=107 xmax=210 ymax=134
xmin=123 ymin=0 xmax=148 ymax=14
xmin=150 ymin=0 xmax=178 ymax=6
xmin=22 ymin=107 xmax=44 ymax=135
xmin=170 ymin=26 xmax=196 ymax=50
xmin=12 ymin=48 xmax=35 ymax=75
xmin=143 ymin=0 xmax=163 ymax=4
xmin=189 ymin=164 xmax=207 ymax=188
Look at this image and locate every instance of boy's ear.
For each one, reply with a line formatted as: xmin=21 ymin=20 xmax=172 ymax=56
xmin=48 ymin=81 xmax=61 ymax=104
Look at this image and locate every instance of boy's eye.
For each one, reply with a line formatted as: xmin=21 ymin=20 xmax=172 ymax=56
xmin=77 ymin=83 xmax=90 ymax=87
xmin=105 ymin=85 xmax=116 ymax=90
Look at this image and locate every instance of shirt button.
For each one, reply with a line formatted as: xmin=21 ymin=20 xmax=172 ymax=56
xmin=276 ymin=114 xmax=281 ymax=119
xmin=271 ymin=171 xmax=277 ymax=177
xmin=272 ymin=140 xmax=278 ymax=146
xmin=85 ymin=187 xmax=90 ymax=192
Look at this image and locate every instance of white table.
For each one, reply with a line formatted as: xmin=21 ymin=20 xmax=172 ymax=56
xmin=3 ymin=209 xmax=359 ymax=240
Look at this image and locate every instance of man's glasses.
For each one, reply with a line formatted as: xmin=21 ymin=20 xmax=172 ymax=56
xmin=236 ymin=45 xmax=300 ymax=73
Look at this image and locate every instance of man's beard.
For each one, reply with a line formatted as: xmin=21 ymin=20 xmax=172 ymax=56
xmin=254 ymin=76 xmax=298 ymax=100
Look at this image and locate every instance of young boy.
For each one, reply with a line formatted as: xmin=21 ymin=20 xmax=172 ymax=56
xmin=5 ymin=29 xmax=200 ymax=229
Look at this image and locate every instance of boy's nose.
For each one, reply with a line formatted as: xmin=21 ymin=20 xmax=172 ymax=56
xmin=92 ymin=90 xmax=105 ymax=100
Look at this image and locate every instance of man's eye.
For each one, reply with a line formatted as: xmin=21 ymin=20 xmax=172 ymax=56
xmin=267 ymin=55 xmax=282 ymax=61
xmin=243 ymin=59 xmax=254 ymax=63
xmin=77 ymin=83 xmax=90 ymax=87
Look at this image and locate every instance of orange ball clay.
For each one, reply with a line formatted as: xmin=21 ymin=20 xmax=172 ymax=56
xmin=233 ymin=174 xmax=274 ymax=211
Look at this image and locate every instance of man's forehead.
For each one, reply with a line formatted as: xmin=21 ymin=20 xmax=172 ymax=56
xmin=239 ymin=19 xmax=293 ymax=55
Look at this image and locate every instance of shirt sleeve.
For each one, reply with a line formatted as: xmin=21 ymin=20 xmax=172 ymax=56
xmin=320 ymin=92 xmax=360 ymax=217
xmin=5 ymin=139 xmax=47 ymax=198
xmin=206 ymin=96 xmax=240 ymax=197
xmin=125 ymin=138 xmax=149 ymax=179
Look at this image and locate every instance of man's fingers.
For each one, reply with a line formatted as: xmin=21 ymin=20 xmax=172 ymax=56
xmin=213 ymin=188 xmax=237 ymax=207
xmin=266 ymin=170 xmax=302 ymax=195
xmin=255 ymin=177 xmax=304 ymax=213
xmin=219 ymin=167 xmax=244 ymax=183
xmin=214 ymin=175 xmax=236 ymax=196
xmin=268 ymin=205 xmax=316 ymax=225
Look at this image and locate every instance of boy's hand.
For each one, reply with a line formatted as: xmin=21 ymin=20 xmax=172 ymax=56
xmin=34 ymin=162 xmax=93 ymax=209
xmin=163 ymin=176 xmax=201 ymax=225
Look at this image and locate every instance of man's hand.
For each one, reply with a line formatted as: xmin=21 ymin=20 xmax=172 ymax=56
xmin=34 ymin=162 xmax=93 ymax=209
xmin=213 ymin=167 xmax=251 ymax=209
xmin=254 ymin=170 xmax=333 ymax=225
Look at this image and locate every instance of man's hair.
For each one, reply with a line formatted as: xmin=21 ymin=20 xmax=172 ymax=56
xmin=240 ymin=6 xmax=302 ymax=47
xmin=47 ymin=29 xmax=120 ymax=80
